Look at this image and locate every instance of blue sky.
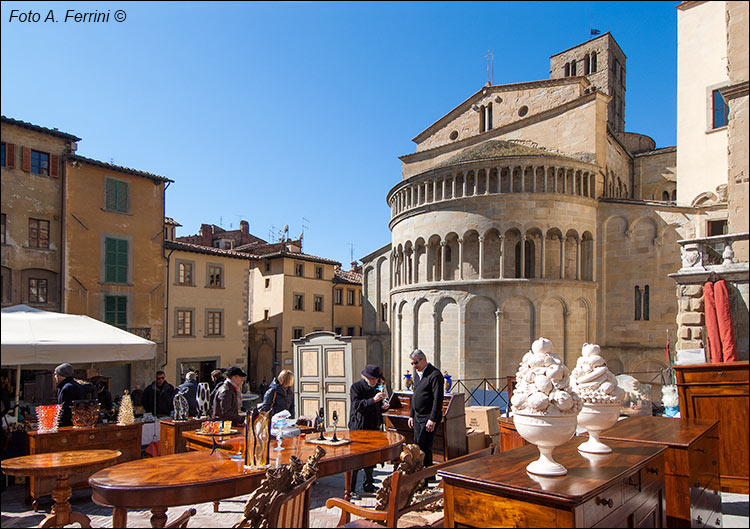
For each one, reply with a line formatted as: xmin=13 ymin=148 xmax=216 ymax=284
xmin=1 ymin=1 xmax=679 ymax=267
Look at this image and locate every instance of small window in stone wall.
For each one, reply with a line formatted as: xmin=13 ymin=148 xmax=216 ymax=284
xmin=518 ymin=106 xmax=528 ymax=117
xmin=591 ymin=52 xmax=597 ymax=73
xmin=634 ymin=285 xmax=650 ymax=321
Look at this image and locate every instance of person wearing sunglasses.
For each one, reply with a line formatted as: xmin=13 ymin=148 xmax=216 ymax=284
xmin=406 ymin=350 xmax=443 ymax=468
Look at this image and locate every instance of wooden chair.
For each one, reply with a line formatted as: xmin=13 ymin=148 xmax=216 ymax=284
xmin=326 ymin=445 xmax=494 ymax=528
xmin=236 ymin=476 xmax=316 ymax=528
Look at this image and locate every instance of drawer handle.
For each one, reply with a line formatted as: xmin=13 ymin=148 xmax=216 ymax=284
xmin=116 ymin=432 xmax=122 ymax=438
xmin=715 ymin=517 xmax=721 ymax=526
xmin=61 ymin=438 xmax=68 ymax=444
xmin=695 ymin=448 xmax=706 ymax=453
xmin=89 ymin=434 xmax=95 ymax=440
xmin=627 ymin=476 xmax=639 ymax=488
xmin=712 ymin=459 xmax=717 ymax=466
xmin=646 ymin=467 xmax=659 ymax=475
xmin=697 ymin=515 xmax=703 ymax=524
xmin=717 ymin=372 xmax=724 ymax=377
xmin=595 ymin=497 xmax=614 ymax=508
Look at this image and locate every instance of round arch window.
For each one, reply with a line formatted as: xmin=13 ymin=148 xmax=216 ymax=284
xmin=449 ymin=130 xmax=459 ymax=141
xmin=518 ymin=106 xmax=529 ymax=117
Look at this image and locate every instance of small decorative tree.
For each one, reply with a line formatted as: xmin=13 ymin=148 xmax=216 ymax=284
xmin=117 ymin=390 xmax=135 ymax=426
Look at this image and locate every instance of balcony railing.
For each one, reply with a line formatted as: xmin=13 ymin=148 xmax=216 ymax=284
xmin=677 ymin=232 xmax=749 ymax=271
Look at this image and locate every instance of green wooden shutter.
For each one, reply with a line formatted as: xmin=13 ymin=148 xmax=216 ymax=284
xmin=105 ymin=238 xmax=117 ymax=282
xmin=117 ymin=181 xmax=129 ymax=212
xmin=116 ymin=239 xmax=128 ymax=283
xmin=105 ymin=296 xmax=127 ymax=329
xmin=106 ymin=179 xmax=118 ymax=210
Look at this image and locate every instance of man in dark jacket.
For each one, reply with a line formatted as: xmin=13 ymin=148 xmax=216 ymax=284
xmin=260 ymin=370 xmax=295 ymax=418
xmin=142 ymin=371 xmax=175 ymax=417
xmin=407 ymin=350 xmax=443 ymax=468
xmin=213 ymin=366 xmax=246 ymax=426
xmin=347 ymin=365 xmax=389 ymax=499
xmin=176 ymin=371 xmax=199 ymax=417
xmin=54 ymin=363 xmax=83 ymax=427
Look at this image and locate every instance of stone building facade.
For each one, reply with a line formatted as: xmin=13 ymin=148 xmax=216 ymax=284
xmin=1 ymin=117 xmax=80 ymax=311
xmin=362 ymin=34 xmax=693 ymax=389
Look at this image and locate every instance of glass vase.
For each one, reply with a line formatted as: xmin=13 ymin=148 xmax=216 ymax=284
xmin=36 ymin=404 xmax=62 ymax=433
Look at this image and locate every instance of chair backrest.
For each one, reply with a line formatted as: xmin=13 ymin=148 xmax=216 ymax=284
xmin=267 ymin=476 xmax=316 ymax=528
xmin=386 ymin=444 xmax=495 ymax=526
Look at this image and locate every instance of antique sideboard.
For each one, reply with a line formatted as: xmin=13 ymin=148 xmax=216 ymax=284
xmin=599 ymin=415 xmax=721 ymax=528
xmin=158 ymin=418 xmax=207 ymax=455
xmin=674 ymin=361 xmax=749 ymax=494
xmin=439 ymin=438 xmax=667 ymax=528
xmin=26 ymin=422 xmax=142 ymax=508
xmin=383 ymin=391 xmax=467 ymax=461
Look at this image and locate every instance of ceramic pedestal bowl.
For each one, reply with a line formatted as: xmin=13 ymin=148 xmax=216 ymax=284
xmin=577 ymin=403 xmax=621 ymax=454
xmin=513 ymin=412 xmax=578 ymax=476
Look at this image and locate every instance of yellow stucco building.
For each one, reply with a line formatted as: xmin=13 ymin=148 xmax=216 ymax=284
xmin=164 ymin=222 xmax=253 ymax=386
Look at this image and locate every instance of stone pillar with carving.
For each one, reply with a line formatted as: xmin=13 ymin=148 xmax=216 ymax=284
xmin=478 ymin=236 xmax=485 ymax=279
xmin=458 ymin=238 xmax=464 ymax=280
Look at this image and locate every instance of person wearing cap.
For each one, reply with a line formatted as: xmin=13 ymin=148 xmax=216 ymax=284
xmin=54 ymin=363 xmax=83 ymax=427
xmin=213 ymin=366 xmax=246 ymax=426
xmin=347 ymin=364 xmax=389 ymax=498
xmin=406 ymin=349 xmax=443 ymax=468
xmin=260 ymin=370 xmax=295 ymax=418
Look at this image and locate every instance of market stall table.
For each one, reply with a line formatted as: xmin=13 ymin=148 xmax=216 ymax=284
xmin=89 ymin=430 xmax=403 ymax=528
xmin=2 ymin=449 xmax=122 ymax=528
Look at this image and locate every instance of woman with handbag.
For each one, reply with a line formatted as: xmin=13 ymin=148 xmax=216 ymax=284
xmin=260 ymin=370 xmax=295 ymax=418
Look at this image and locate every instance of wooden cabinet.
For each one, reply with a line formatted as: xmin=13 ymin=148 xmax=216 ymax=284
xmin=439 ymin=438 xmax=667 ymax=528
xmin=26 ymin=423 xmax=142 ymax=505
xmin=383 ymin=392 xmax=466 ymax=461
xmin=159 ymin=418 xmax=207 ymax=455
xmin=496 ymin=416 xmax=527 ymax=452
xmin=674 ymin=361 xmax=749 ymax=494
xmin=599 ymin=415 xmax=722 ymax=528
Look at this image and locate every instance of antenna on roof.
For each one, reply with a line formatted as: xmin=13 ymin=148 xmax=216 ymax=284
xmin=485 ymin=50 xmax=494 ymax=85
xmin=348 ymin=243 xmax=355 ymax=264
xmin=301 ymin=217 xmax=310 ymax=252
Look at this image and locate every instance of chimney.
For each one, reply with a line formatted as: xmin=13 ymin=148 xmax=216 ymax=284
xmin=351 ymin=261 xmax=362 ymax=274
xmin=200 ymin=224 xmax=213 ymax=247
xmin=240 ymin=220 xmax=249 ymax=235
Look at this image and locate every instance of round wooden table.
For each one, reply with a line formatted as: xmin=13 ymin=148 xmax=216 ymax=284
xmin=2 ymin=450 xmax=122 ymax=528
xmin=89 ymin=430 xmax=404 ymax=528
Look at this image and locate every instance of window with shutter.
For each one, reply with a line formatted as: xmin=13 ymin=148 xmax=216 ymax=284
xmin=105 ymin=295 xmax=128 ymax=329
xmin=30 ymin=150 xmax=50 ymax=176
xmin=105 ymin=178 xmax=129 ymax=213
xmin=105 ymin=237 xmax=128 ymax=283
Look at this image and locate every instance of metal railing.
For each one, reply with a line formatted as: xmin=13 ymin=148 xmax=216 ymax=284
xmin=448 ymin=377 xmax=510 ymax=409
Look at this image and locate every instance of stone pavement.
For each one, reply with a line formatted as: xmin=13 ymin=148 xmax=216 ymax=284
xmin=1 ymin=469 xmax=747 ymax=527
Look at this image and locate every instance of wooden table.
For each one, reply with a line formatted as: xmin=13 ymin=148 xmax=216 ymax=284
xmin=2 ymin=450 xmax=122 ymax=528
xmin=26 ymin=422 xmax=142 ymax=509
xmin=599 ymin=415 xmax=721 ymax=528
xmin=438 ymin=438 xmax=667 ymax=528
xmin=674 ymin=361 xmax=749 ymax=494
xmin=89 ymin=430 xmax=403 ymax=528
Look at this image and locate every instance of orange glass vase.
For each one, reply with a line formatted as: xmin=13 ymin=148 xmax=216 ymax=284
xmin=36 ymin=404 xmax=62 ymax=433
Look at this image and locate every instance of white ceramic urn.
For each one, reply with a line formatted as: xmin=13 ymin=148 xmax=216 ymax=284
xmin=576 ymin=403 xmax=621 ymax=454
xmin=513 ymin=412 xmax=578 ymax=476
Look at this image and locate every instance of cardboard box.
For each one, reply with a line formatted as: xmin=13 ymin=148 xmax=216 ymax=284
xmin=466 ymin=428 xmax=486 ymax=453
xmin=465 ymin=406 xmax=500 ymax=435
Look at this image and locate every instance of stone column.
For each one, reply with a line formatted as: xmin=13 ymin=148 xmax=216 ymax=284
xmin=495 ymin=309 xmax=502 ymax=382
xmin=531 ymin=166 xmax=536 ymax=193
xmin=521 ymin=166 xmax=526 ymax=192
xmin=478 ymin=236 xmax=485 ymax=279
xmin=417 ymin=184 xmax=422 ymax=205
xmin=540 ymin=233 xmax=546 ymax=279
xmin=433 ymin=177 xmax=437 ymax=202
xmin=397 ymin=313 xmax=403 ymax=387
xmin=440 ymin=241 xmax=447 ymax=281
xmin=432 ymin=311 xmax=441 ymax=369
xmin=452 ymin=176 xmax=456 ymax=198
xmin=462 ymin=173 xmax=467 ymax=197
xmin=458 ymin=238 xmax=464 ymax=280
xmin=499 ymin=236 xmax=504 ymax=279
xmin=575 ymin=238 xmax=581 ymax=280
xmin=560 ymin=235 xmax=566 ymax=279
xmin=441 ymin=178 xmax=446 ymax=201
xmin=520 ymin=235 xmax=526 ymax=278
xmin=484 ymin=170 xmax=490 ymax=195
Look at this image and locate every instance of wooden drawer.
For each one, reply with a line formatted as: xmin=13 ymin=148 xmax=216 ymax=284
xmin=690 ymin=437 xmax=720 ymax=491
xmin=641 ymin=462 xmax=664 ymax=491
xmin=584 ymin=482 xmax=624 ymax=526
xmin=680 ymin=369 xmax=748 ymax=384
xmin=106 ymin=427 xmax=138 ymax=442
